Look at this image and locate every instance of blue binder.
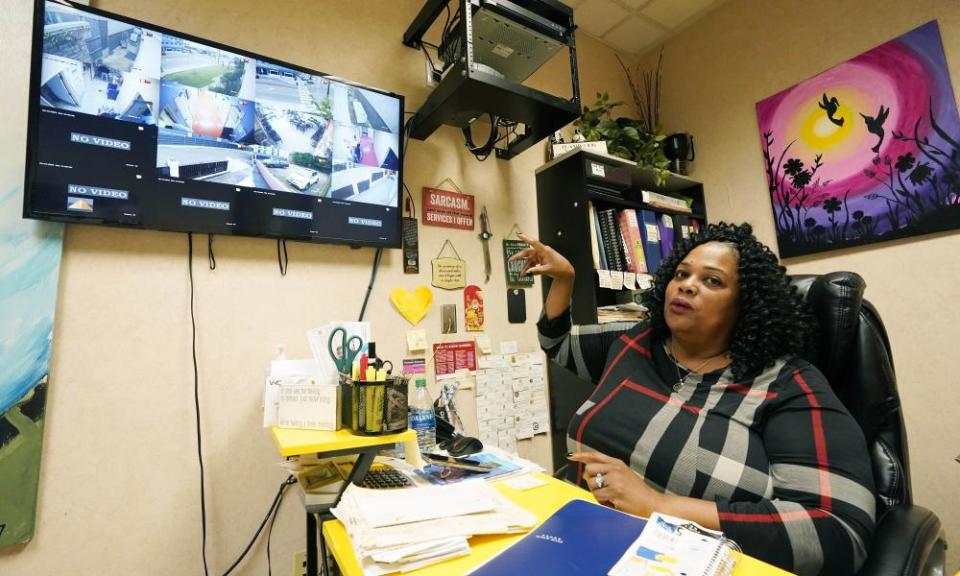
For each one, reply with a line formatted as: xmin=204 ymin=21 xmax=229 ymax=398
xmin=468 ymin=499 xmax=647 ymax=575
xmin=637 ymin=209 xmax=663 ymax=273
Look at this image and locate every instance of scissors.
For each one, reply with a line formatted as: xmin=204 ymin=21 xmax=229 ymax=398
xmin=327 ymin=327 xmax=363 ymax=374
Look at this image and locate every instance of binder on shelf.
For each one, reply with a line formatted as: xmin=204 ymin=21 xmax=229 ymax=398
xmin=658 ymin=213 xmax=676 ymax=260
xmin=673 ymin=214 xmax=693 ymax=244
xmin=591 ymin=202 xmax=608 ymax=270
xmin=598 ymin=208 xmax=626 ymax=272
xmin=638 ymin=209 xmax=662 ymax=273
xmin=641 ymin=190 xmax=693 ymax=213
xmin=618 ymin=209 xmax=647 ymax=274
xmin=690 ymin=218 xmax=701 ymax=235
xmin=467 ymin=499 xmax=646 ymax=576
xmin=587 ymin=201 xmax=601 ymax=270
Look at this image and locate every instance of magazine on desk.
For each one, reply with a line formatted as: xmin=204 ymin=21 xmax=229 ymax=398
xmin=414 ymin=451 xmax=522 ymax=485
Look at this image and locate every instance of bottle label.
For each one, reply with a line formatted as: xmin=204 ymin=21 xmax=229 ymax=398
xmin=409 ymin=409 xmax=435 ymax=430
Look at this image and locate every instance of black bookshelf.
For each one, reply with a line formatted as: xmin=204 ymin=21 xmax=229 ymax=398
xmin=535 ymin=149 xmax=707 ymax=326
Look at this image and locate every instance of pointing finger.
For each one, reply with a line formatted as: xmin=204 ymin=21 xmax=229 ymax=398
xmin=517 ymin=233 xmax=544 ymax=249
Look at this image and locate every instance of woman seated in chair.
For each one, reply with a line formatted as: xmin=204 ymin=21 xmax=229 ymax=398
xmin=512 ymin=222 xmax=875 ymax=575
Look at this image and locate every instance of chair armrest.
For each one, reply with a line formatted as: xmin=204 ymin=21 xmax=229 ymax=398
xmin=857 ymin=505 xmax=945 ymax=576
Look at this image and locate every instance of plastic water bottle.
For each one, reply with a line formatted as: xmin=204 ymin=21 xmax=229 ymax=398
xmin=408 ymin=378 xmax=436 ymax=453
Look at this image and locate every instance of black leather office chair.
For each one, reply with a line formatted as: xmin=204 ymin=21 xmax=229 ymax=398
xmin=791 ymin=272 xmax=946 ymax=576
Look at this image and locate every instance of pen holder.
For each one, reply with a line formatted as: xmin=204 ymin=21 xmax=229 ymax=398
xmin=339 ymin=374 xmax=409 ymax=435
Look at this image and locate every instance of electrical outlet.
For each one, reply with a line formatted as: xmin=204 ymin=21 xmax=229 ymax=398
xmin=425 ymin=58 xmax=438 ymax=88
xmin=293 ymin=550 xmax=307 ymax=576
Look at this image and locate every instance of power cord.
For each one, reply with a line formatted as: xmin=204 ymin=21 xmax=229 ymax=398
xmin=359 ymin=247 xmax=384 ymax=322
xmin=221 ymin=475 xmax=297 ymax=576
xmin=187 ymin=232 xmax=210 ymax=576
xmin=277 ymin=238 xmax=288 ymax=276
xmin=462 ymin=113 xmax=501 ymax=161
xmin=208 ymin=234 xmax=217 ymax=270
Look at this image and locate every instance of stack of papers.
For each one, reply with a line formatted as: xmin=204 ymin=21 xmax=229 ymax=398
xmin=331 ymin=479 xmax=537 ymax=575
xmin=597 ymin=303 xmax=647 ymax=324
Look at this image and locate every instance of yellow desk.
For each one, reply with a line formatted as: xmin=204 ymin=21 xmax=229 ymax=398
xmin=322 ymin=473 xmax=793 ymax=576
xmin=271 ymin=426 xmax=417 ymax=576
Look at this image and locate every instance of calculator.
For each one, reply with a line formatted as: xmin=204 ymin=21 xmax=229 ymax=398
xmin=360 ymin=467 xmax=413 ymax=489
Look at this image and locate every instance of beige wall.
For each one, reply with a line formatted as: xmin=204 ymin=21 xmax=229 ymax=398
xmin=642 ymin=0 xmax=960 ymax=569
xmin=0 ymin=1 xmax=632 ymax=574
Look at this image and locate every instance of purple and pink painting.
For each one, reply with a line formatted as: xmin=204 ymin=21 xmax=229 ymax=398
xmin=756 ymin=20 xmax=960 ymax=258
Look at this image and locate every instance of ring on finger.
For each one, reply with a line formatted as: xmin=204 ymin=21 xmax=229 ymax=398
xmin=594 ymin=472 xmax=605 ymax=489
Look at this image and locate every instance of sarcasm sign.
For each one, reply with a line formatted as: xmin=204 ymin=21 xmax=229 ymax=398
xmin=422 ymin=186 xmax=474 ymax=230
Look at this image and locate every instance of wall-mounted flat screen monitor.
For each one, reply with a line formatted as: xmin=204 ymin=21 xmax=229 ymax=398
xmin=24 ymin=0 xmax=404 ymax=247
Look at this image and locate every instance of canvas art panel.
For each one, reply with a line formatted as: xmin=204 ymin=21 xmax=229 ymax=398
xmin=757 ymin=21 xmax=960 ymax=257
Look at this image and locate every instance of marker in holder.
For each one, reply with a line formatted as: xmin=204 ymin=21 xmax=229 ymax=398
xmin=340 ymin=374 xmax=409 ymax=435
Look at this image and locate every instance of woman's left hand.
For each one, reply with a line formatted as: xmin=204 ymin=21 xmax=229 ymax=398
xmin=568 ymin=452 xmax=664 ymax=516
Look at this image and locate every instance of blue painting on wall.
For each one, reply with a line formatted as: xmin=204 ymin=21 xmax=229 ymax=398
xmin=0 ymin=182 xmax=63 ymax=546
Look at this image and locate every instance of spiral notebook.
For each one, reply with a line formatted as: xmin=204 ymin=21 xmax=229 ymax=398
xmin=607 ymin=512 xmax=737 ymax=576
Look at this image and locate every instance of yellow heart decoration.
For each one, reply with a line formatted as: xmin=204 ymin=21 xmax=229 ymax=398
xmin=390 ymin=285 xmax=434 ymax=326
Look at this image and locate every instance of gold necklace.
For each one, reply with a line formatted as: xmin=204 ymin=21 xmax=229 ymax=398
xmin=667 ymin=343 xmax=728 ymax=393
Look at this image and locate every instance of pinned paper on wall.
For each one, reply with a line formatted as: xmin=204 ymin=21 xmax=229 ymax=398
xmin=433 ymin=341 xmax=477 ymax=377
xmin=406 ymin=330 xmax=427 ymax=353
xmin=402 ymin=358 xmax=426 ymax=374
xmin=475 ymin=334 xmax=492 ymax=355
xmin=464 ymin=285 xmax=485 ymax=332
xmin=475 ymin=353 xmax=548 ymax=450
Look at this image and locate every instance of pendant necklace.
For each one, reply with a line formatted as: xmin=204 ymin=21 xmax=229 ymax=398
xmin=666 ymin=343 xmax=728 ymax=393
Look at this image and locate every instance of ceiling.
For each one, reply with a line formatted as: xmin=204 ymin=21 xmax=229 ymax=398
xmin=566 ymin=0 xmax=728 ymax=55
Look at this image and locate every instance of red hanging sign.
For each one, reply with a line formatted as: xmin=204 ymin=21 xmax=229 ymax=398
xmin=433 ymin=341 xmax=477 ymax=376
xmin=422 ymin=186 xmax=475 ymax=230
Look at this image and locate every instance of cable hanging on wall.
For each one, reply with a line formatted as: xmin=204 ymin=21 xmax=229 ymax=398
xmin=208 ymin=234 xmax=217 ymax=270
xmin=277 ymin=239 xmax=288 ymax=276
xmin=187 ymin=232 xmax=211 ymax=576
xmin=221 ymin=475 xmax=296 ymax=576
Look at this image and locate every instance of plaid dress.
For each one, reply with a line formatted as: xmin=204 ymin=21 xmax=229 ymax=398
xmin=538 ymin=312 xmax=876 ymax=576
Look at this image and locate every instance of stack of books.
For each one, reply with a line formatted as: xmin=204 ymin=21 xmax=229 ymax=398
xmin=331 ymin=479 xmax=537 ymax=575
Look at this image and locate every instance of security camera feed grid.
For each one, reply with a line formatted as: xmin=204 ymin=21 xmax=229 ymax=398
xmin=39 ymin=2 xmax=160 ymax=124
xmin=31 ymin=0 xmax=403 ymax=246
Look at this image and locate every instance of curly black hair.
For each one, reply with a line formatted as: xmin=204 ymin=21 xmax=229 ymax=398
xmin=641 ymin=222 xmax=811 ymax=380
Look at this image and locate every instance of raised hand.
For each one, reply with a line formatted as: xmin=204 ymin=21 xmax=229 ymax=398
xmin=509 ymin=233 xmax=575 ymax=281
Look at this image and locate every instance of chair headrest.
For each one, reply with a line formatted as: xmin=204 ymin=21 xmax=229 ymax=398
xmin=790 ymin=271 xmax=866 ymax=383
